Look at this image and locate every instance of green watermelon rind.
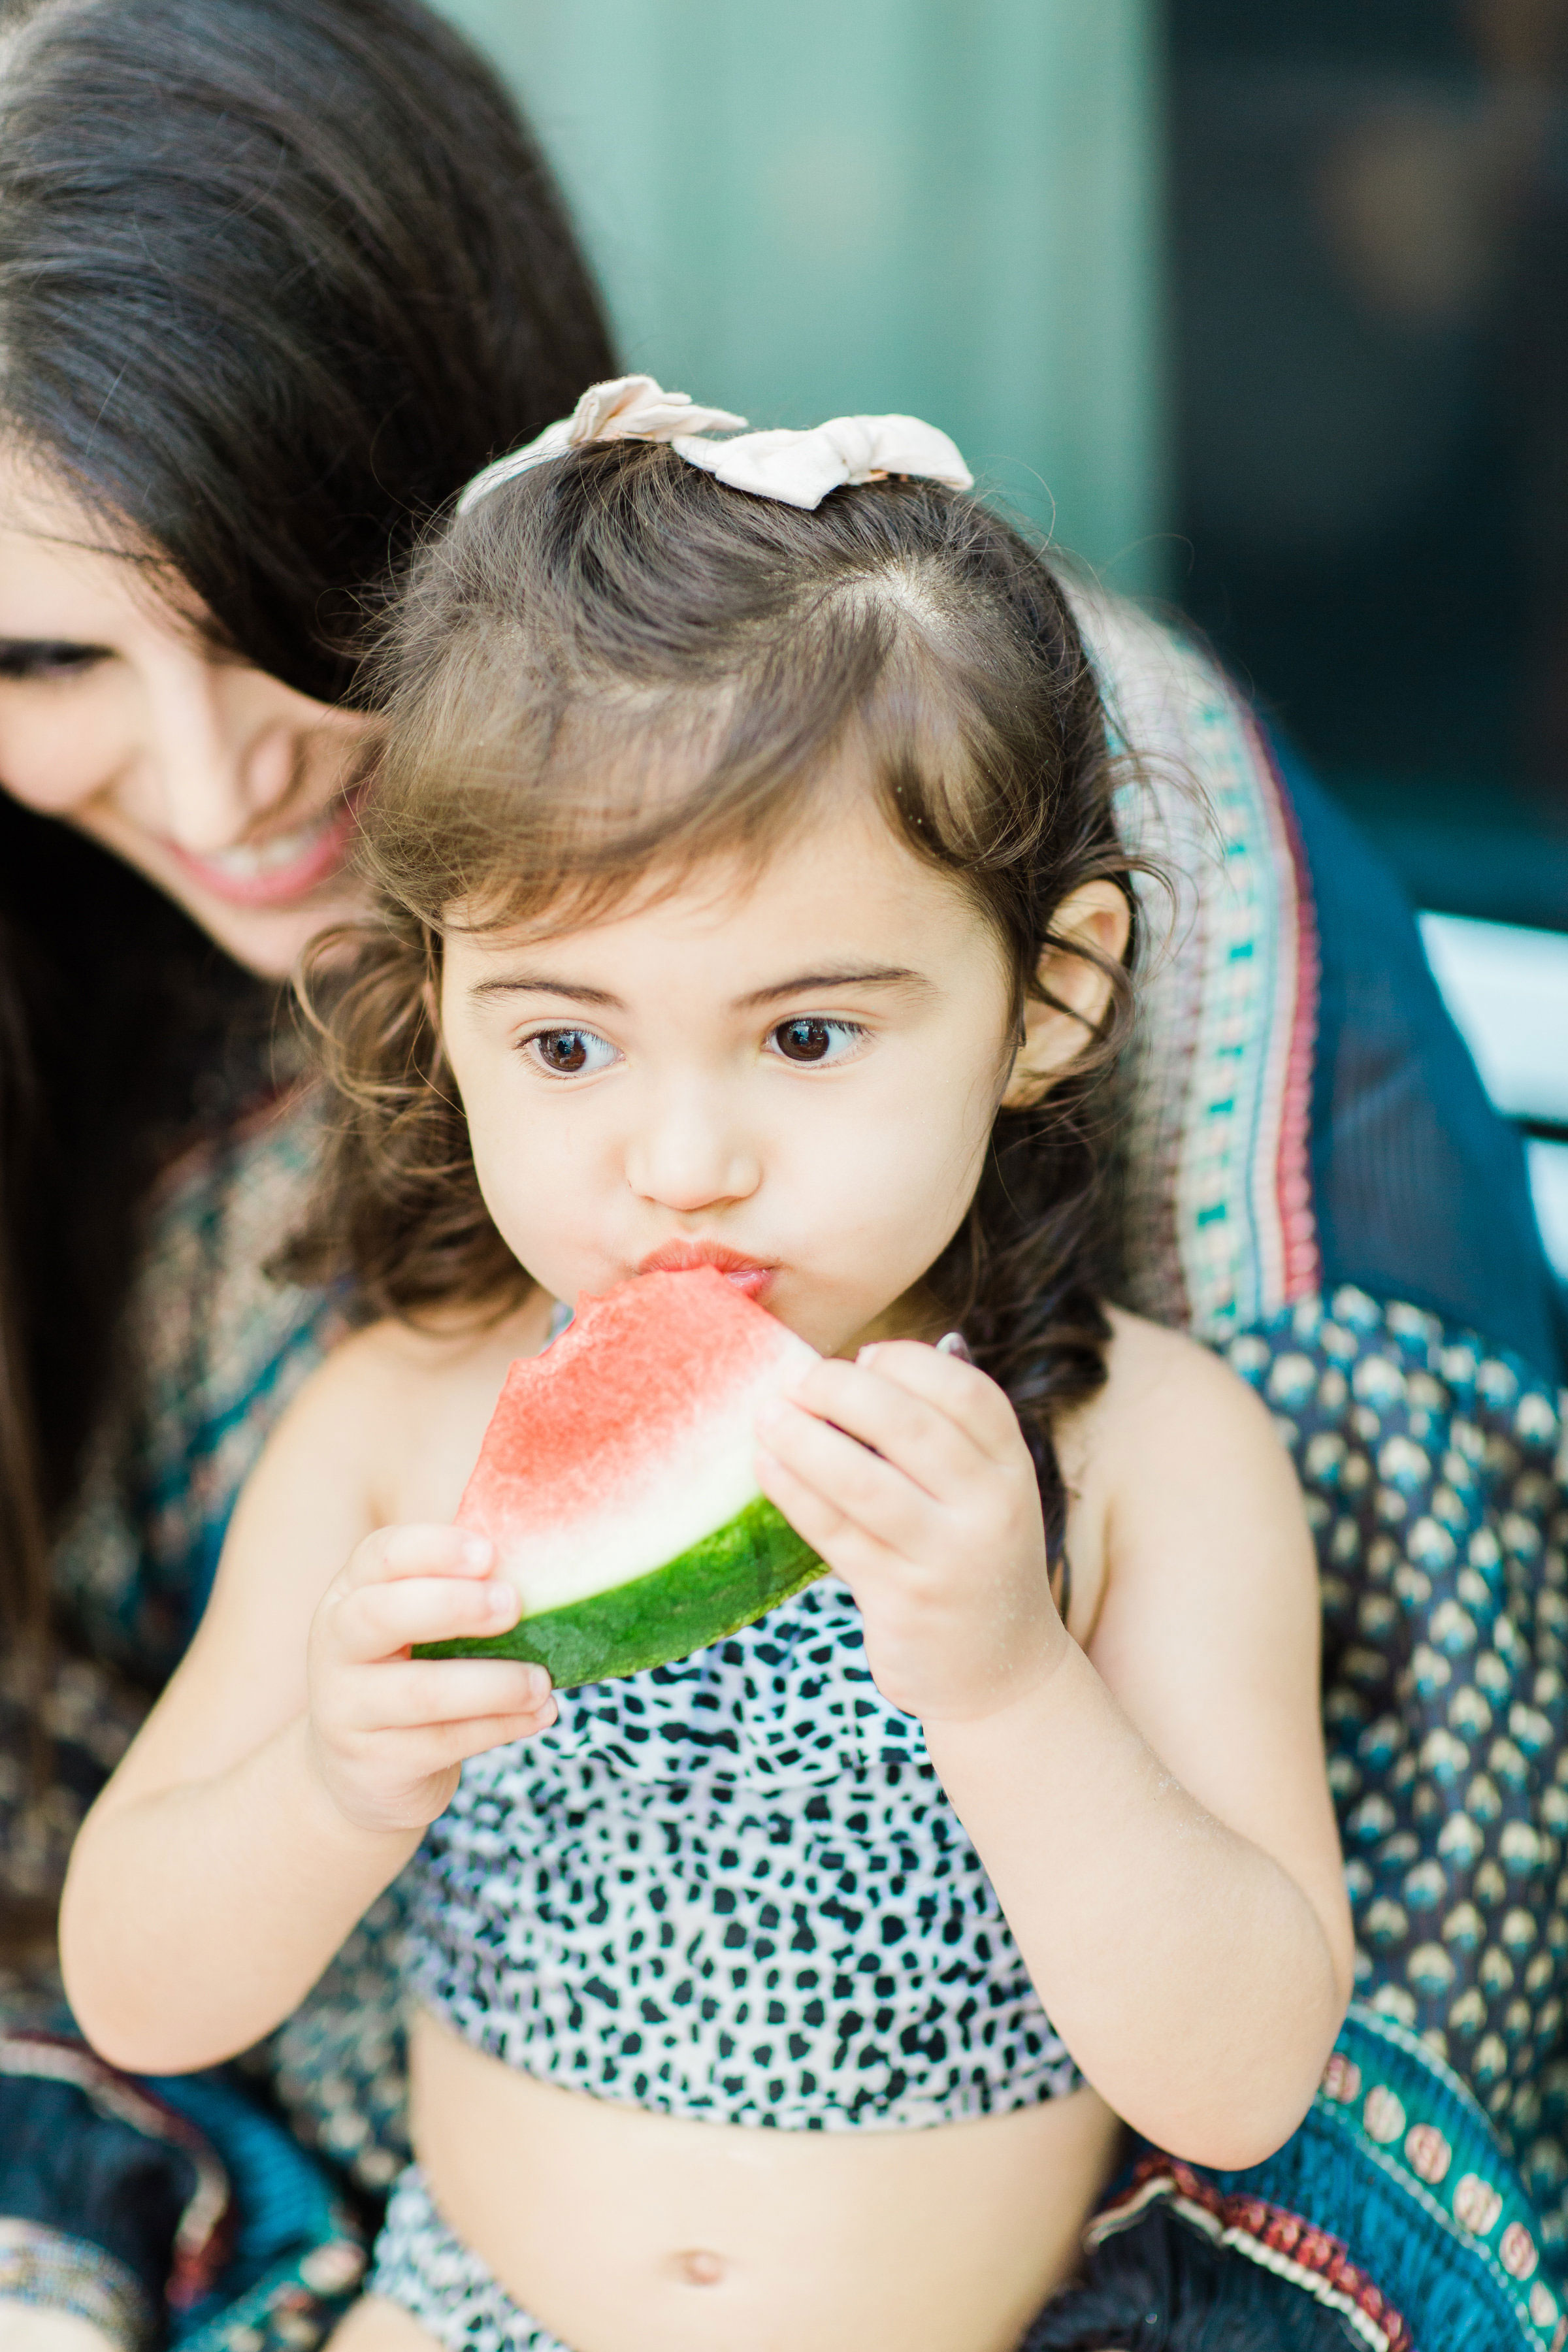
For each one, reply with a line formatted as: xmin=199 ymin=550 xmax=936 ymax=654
xmin=414 ymin=1494 xmax=825 ymax=1689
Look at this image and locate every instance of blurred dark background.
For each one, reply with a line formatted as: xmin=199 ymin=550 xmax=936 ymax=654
xmin=1171 ymin=0 xmax=1568 ymax=932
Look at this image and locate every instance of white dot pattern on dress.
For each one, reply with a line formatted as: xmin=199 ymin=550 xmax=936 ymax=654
xmin=404 ymin=1575 xmax=1079 ymax=2129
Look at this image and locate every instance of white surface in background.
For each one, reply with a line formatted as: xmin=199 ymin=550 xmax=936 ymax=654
xmin=1420 ymin=911 xmax=1568 ymax=1275
xmin=1527 ymin=1141 xmax=1568 ymax=1282
xmin=1420 ymin=912 xmax=1568 ymax=1126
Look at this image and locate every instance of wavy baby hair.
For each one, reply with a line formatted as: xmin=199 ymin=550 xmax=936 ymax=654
xmin=287 ymin=438 xmax=1140 ymax=1560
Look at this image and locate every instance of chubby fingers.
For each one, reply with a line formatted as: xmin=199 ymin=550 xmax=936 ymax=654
xmin=329 ymin=1524 xmax=521 ymax=1661
xmin=340 ymin=1522 xmax=497 ymax=1590
xmin=853 ymin=1341 xmax=1028 ymax=1462
xmin=309 ymin=1527 xmax=557 ymax=1823
xmin=755 ymin=1394 xmax=927 ymax=1572
xmin=772 ymin=1343 xmax=1029 ymax=1498
xmin=753 ymin=1341 xmax=1043 ymax=1583
xmin=328 ymin=1651 xmax=554 ymax=1741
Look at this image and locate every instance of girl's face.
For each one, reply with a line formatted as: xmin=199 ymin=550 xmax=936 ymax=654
xmin=0 ymin=448 xmax=370 ymax=977
xmin=440 ymin=794 xmax=1120 ymax=1358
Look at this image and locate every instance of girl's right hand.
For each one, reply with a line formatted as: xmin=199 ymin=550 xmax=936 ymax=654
xmin=304 ymin=1526 xmax=555 ymax=1835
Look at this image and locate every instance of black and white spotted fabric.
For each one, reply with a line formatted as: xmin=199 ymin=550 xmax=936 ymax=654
xmin=370 ymin=2167 xmax=568 ymax=2352
xmin=403 ymin=1573 xmax=1080 ymax=2131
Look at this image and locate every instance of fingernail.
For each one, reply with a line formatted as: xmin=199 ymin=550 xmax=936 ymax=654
xmin=487 ymin=1580 xmax=516 ymax=1616
xmin=462 ymin=1533 xmax=492 ymax=1567
xmin=857 ymin=1343 xmax=881 ymax=1364
xmin=936 ymin=1330 xmax=974 ymax=1363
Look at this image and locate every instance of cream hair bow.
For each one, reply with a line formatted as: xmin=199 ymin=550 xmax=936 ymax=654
xmin=458 ymin=374 xmax=972 ymax=515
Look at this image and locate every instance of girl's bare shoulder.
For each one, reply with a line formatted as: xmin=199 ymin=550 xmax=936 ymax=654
xmin=319 ymin=1292 xmax=550 ymax=1391
xmin=272 ymin=1289 xmax=555 ymax=1522
xmin=1048 ymin=1307 xmax=1316 ymax=1656
xmin=1062 ymin=1303 xmax=1279 ymax=1472
xmin=1053 ymin=1305 xmax=1303 ymax=1642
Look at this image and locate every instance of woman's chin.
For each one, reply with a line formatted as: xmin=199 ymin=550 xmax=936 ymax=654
xmin=186 ymin=880 xmax=370 ymax=979
xmin=77 ymin=809 xmax=369 ymax=979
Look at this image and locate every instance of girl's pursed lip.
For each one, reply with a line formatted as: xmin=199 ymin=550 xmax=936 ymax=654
xmin=165 ymin=799 xmax=359 ymax=908
xmin=638 ymin=1241 xmax=778 ymax=1299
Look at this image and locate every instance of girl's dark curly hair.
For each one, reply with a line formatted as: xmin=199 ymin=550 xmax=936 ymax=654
xmin=283 ymin=438 xmax=1147 ymax=1563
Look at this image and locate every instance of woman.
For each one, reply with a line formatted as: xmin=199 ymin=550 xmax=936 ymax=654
xmin=0 ymin=0 xmax=612 ymax=1695
xmin=1 ymin=0 xmax=1565 ymax=2344
xmin=0 ymin=0 xmax=612 ymax=2341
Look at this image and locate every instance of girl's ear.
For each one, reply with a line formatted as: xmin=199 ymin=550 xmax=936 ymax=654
xmin=1001 ymin=879 xmax=1131 ymax=1109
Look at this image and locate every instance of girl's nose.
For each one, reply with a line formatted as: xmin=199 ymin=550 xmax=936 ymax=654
xmin=626 ymin=1089 xmax=762 ymax=1214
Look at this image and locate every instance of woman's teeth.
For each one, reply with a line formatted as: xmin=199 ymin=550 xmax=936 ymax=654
xmin=170 ymin=801 xmax=359 ymax=908
xmin=203 ymin=816 xmax=335 ymax=878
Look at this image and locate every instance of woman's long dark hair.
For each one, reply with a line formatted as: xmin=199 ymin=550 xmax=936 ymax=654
xmin=283 ymin=443 xmax=1143 ymax=1561
xmin=0 ymin=0 xmax=616 ymax=1668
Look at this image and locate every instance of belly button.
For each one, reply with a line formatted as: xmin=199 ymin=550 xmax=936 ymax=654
xmin=676 ymin=2249 xmax=727 ymax=2288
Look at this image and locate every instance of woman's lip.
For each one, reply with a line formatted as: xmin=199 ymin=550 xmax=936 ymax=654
xmin=166 ymin=801 xmax=359 ymax=909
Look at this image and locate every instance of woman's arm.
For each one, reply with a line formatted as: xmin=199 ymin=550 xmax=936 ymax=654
xmin=59 ymin=1333 xmax=552 ymax=2075
xmin=755 ymin=1317 xmax=1353 ymax=2170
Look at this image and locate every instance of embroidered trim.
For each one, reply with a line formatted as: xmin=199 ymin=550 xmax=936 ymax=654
xmin=1249 ymin=708 xmax=1321 ymax=1309
xmin=0 ymin=2219 xmax=154 ymax=2352
xmin=1078 ymin=590 xmax=1321 ymax=1337
xmin=0 ymin=2033 xmax=231 ymax=2308
xmin=1086 ymin=2157 xmax=1411 ymax=2352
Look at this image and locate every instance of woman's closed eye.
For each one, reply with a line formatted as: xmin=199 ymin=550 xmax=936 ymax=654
xmin=520 ymin=1026 xmax=619 ymax=1079
xmin=0 ymin=638 xmax=114 ymax=683
xmin=767 ymin=1017 xmax=867 ymax=1067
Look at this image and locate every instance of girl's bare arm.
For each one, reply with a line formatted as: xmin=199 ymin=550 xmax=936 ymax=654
xmin=757 ymin=1315 xmax=1353 ymax=2170
xmin=59 ymin=1333 xmax=551 ymax=2074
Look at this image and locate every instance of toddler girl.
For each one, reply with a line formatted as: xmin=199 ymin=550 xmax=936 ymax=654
xmin=60 ymin=380 xmax=1353 ymax=2352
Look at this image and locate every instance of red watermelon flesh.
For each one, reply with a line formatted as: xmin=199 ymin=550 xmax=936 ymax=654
xmin=419 ymin=1267 xmax=825 ymax=1688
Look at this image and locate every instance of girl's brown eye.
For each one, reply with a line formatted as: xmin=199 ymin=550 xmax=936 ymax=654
xmin=528 ymin=1027 xmax=615 ymax=1076
xmin=774 ymin=1018 xmax=834 ymax=1063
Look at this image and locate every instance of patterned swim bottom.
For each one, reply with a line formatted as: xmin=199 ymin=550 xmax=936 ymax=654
xmin=369 ymin=2166 xmax=571 ymax=2352
xmin=367 ymin=2007 xmax=1562 ymax=2352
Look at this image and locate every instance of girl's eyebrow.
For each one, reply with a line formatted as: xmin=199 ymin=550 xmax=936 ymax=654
xmin=734 ymin=964 xmax=928 ymax=1008
xmin=469 ymin=964 xmax=928 ymax=1010
xmin=468 ymin=975 xmax=624 ymax=1007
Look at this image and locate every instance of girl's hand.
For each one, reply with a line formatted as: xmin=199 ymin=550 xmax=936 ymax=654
xmin=305 ymin=1526 xmax=556 ymax=1835
xmin=754 ymin=1341 xmax=1068 ymax=1723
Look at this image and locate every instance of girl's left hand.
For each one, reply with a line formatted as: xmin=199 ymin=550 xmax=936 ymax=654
xmin=754 ymin=1340 xmax=1069 ymax=1724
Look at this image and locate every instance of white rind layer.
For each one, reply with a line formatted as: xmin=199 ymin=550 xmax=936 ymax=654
xmin=500 ymin=1329 xmax=818 ymax=1617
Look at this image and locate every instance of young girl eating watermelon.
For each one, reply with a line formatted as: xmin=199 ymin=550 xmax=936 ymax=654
xmin=59 ymin=380 xmax=1356 ymax=2352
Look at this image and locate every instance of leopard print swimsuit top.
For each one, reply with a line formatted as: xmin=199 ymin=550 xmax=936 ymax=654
xmin=403 ymin=1574 xmax=1080 ymax=2129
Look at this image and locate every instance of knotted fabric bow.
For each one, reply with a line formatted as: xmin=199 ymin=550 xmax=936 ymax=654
xmin=457 ymin=374 xmax=972 ymax=515
xmin=457 ymin=376 xmax=747 ymax=514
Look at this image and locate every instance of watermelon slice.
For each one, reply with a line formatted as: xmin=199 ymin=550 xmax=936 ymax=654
xmin=419 ymin=1268 xmax=825 ymax=1688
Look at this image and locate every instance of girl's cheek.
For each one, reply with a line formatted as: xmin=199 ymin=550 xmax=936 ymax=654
xmin=473 ymin=1110 xmax=593 ymax=1254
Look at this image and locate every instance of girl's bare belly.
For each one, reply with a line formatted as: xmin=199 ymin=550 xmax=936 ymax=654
xmin=408 ymin=2006 xmax=1122 ymax=2352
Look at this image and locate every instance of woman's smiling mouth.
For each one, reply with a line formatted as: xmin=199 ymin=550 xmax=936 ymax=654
xmin=168 ymin=798 xmax=361 ymax=907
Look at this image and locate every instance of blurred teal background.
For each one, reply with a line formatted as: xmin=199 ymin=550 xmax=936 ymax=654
xmin=430 ymin=0 xmax=1166 ymax=595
